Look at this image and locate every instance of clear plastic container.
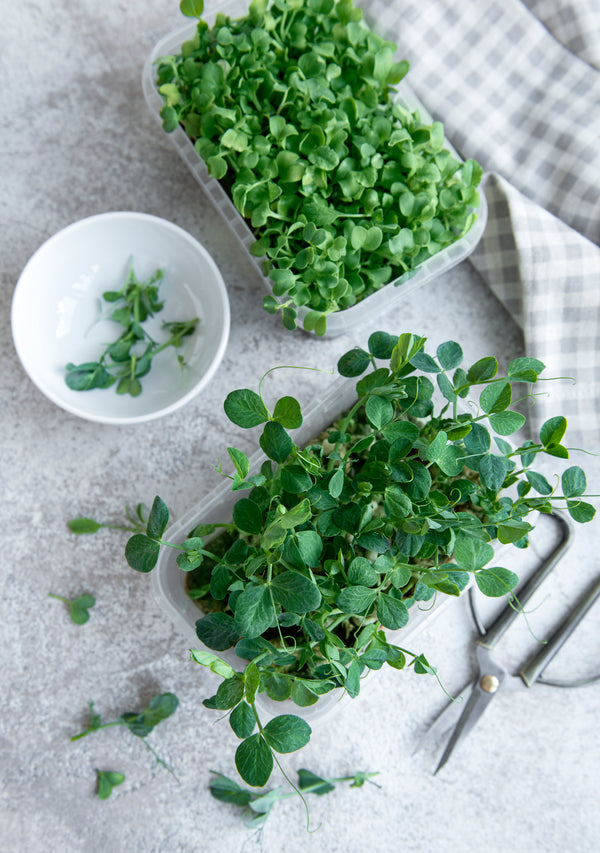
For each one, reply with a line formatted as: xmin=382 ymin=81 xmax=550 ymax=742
xmin=151 ymin=372 xmax=477 ymax=724
xmin=142 ymin=1 xmax=488 ymax=337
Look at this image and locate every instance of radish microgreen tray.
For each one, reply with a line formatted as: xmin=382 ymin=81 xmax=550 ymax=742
xmin=156 ymin=0 xmax=483 ymax=334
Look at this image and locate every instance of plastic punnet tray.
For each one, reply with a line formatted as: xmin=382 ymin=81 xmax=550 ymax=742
xmin=142 ymin=1 xmax=488 ymax=337
xmin=151 ymin=372 xmax=480 ymax=724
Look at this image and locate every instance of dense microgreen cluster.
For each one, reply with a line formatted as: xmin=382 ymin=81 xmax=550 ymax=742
xmin=156 ymin=0 xmax=482 ymax=333
xmin=48 ymin=592 xmax=96 ymax=625
xmin=71 ymin=693 xmax=179 ymax=775
xmin=65 ymin=261 xmax=198 ymax=395
xmin=124 ymin=331 xmax=595 ymax=786
xmin=210 ymin=766 xmax=379 ymax=830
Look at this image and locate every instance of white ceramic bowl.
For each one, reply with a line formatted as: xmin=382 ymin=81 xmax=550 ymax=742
xmin=11 ymin=211 xmax=230 ymax=425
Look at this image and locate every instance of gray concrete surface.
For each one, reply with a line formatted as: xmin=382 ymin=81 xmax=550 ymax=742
xmin=1 ymin=2 xmax=599 ymax=851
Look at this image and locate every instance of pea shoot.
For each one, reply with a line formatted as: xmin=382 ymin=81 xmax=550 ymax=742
xmin=65 ymin=261 xmax=198 ymax=395
xmin=124 ymin=331 xmax=596 ymax=788
xmin=48 ymin=593 xmax=95 ymax=625
xmin=96 ymin=770 xmax=125 ymax=800
xmin=210 ymin=767 xmax=380 ymax=831
xmin=71 ymin=694 xmax=179 ymax=776
xmin=67 ymin=503 xmax=149 ymax=536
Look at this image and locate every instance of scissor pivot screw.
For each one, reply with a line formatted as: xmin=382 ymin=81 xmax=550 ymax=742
xmin=480 ymin=674 xmax=500 ymax=693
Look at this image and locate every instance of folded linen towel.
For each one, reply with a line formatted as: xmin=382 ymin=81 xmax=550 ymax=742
xmin=363 ymin=0 xmax=600 ymax=446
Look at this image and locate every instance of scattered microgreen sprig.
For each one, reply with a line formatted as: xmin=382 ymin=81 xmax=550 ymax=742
xmin=96 ymin=770 xmax=125 ymax=799
xmin=157 ymin=0 xmax=482 ymax=334
xmin=210 ymin=766 xmax=379 ymax=830
xmin=68 ymin=503 xmax=149 ymax=535
xmin=48 ymin=592 xmax=96 ymax=624
xmin=124 ymin=331 xmax=596 ymax=786
xmin=65 ymin=260 xmax=198 ymax=395
xmin=71 ymin=694 xmax=179 ymax=776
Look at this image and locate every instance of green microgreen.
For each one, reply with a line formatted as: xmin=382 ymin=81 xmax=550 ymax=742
xmin=71 ymin=694 xmax=179 ymax=776
xmin=95 ymin=770 xmax=125 ymax=800
xmin=210 ymin=765 xmax=380 ymax=831
xmin=68 ymin=503 xmax=149 ymax=535
xmin=125 ymin=330 xmax=596 ymax=785
xmin=48 ymin=593 xmax=96 ymax=625
xmin=157 ymin=0 xmax=483 ymax=333
xmin=65 ymin=260 xmax=198 ymax=395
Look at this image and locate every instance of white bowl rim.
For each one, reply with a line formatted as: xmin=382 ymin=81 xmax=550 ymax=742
xmin=11 ymin=210 xmax=231 ymax=426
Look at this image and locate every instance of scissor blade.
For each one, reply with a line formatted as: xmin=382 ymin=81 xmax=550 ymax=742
xmin=412 ymin=682 xmax=474 ymax=756
xmin=434 ymin=667 xmax=504 ymax=774
xmin=433 ymin=645 xmax=507 ymax=773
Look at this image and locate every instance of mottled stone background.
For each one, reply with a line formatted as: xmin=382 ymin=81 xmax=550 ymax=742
xmin=1 ymin=2 xmax=598 ymax=851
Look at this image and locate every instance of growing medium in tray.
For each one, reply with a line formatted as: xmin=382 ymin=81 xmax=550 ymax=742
xmin=125 ymin=331 xmax=595 ymax=787
xmin=156 ymin=0 xmax=483 ymax=333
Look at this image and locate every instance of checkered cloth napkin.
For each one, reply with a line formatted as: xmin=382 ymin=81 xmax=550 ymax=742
xmin=364 ymin=0 xmax=600 ymax=447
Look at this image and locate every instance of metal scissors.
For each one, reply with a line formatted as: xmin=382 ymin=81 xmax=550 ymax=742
xmin=414 ymin=513 xmax=600 ymax=773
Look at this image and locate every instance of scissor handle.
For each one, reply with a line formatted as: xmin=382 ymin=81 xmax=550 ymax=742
xmin=519 ymin=575 xmax=600 ymax=686
xmin=477 ymin=513 xmax=572 ymax=650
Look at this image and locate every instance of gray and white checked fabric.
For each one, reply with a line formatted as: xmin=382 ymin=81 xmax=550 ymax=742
xmin=523 ymin=0 xmax=600 ymax=68
xmin=362 ymin=0 xmax=600 ymax=446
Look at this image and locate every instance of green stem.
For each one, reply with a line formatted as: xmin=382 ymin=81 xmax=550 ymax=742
xmin=152 ymin=320 xmax=199 ymax=357
xmin=248 ymin=701 xmax=313 ymax=829
xmin=139 ymin=737 xmax=178 ymax=780
xmin=70 ymin=721 xmax=122 ymax=742
xmin=48 ymin=593 xmax=70 ymax=605
xmin=257 ymin=364 xmax=334 ymax=405
xmin=272 ymin=750 xmax=314 ymax=832
xmin=276 ymin=772 xmax=381 ymax=799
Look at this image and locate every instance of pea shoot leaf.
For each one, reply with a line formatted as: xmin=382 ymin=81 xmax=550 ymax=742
xmin=271 ymin=571 xmax=322 ymax=613
xmin=567 ymin=500 xmax=595 ymax=523
xmin=272 ymin=396 xmax=303 ymax=429
xmin=67 ymin=517 xmax=103 ymax=534
xmin=209 ymin=772 xmax=253 ymax=806
xmin=475 ymin=567 xmax=519 ymax=597
xmin=49 ymin=592 xmax=96 ymax=625
xmin=96 ymin=770 xmax=125 ymax=800
xmin=229 ymin=701 xmax=256 ymax=740
xmin=146 ymin=496 xmax=169 ymax=540
xmin=232 ymin=498 xmax=263 ymax=535
xmin=562 ymin=466 xmax=586 ymax=498
xmin=234 ymin=585 xmax=273 ymax=638
xmin=235 ymin=734 xmax=273 ymax=787
xmin=436 ymin=340 xmax=463 ymax=370
xmin=336 ymin=586 xmax=377 ymax=614
xmin=467 ymin=357 xmax=498 ymax=383
xmin=338 ymin=348 xmax=371 ymax=377
xmin=224 ymin=389 xmax=269 ymax=428
xmin=453 ymin=534 xmax=494 ymax=571
xmin=180 ymin=0 xmax=204 ymax=17
xmin=125 ymin=534 xmax=160 ymax=573
xmin=262 ymin=715 xmax=311 ymax=754
xmin=259 ymin=422 xmax=293 ymax=463
xmin=195 ymin=613 xmax=240 ymax=651
xmin=377 ymin=593 xmax=409 ymax=630
xmin=540 ymin=416 xmax=567 ymax=448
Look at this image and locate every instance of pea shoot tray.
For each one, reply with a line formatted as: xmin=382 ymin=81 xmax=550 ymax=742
xmin=151 ymin=375 xmax=480 ymax=723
